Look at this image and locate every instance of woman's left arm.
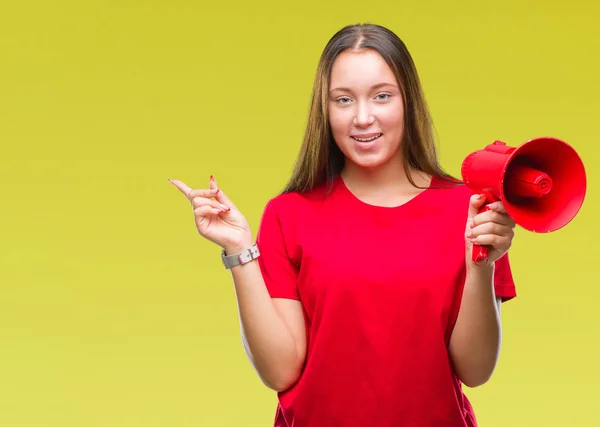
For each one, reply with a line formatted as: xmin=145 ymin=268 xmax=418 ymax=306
xmin=448 ymin=194 xmax=515 ymax=388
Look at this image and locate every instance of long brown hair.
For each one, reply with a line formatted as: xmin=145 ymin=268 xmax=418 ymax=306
xmin=281 ymin=23 xmax=458 ymax=194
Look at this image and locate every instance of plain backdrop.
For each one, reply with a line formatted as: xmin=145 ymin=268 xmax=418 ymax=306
xmin=1 ymin=1 xmax=599 ymax=426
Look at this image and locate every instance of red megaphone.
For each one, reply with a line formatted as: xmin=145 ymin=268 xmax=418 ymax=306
xmin=461 ymin=137 xmax=587 ymax=263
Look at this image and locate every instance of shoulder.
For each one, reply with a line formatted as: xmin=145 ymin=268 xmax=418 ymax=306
xmin=259 ymin=179 xmax=332 ymax=229
xmin=429 ymin=175 xmax=471 ymax=200
xmin=257 ymin=181 xmax=333 ymax=253
xmin=420 ymin=175 xmax=475 ymax=219
xmin=263 ymin=180 xmax=332 ymax=216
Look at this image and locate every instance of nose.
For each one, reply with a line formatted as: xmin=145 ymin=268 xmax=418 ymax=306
xmin=353 ymin=102 xmax=375 ymax=128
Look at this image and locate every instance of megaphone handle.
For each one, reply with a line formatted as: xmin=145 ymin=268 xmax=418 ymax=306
xmin=471 ymin=193 xmax=497 ymax=263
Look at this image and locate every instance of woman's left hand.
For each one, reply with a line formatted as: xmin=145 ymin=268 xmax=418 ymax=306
xmin=465 ymin=194 xmax=516 ymax=266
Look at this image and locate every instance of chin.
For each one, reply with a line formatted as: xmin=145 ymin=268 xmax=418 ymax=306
xmin=348 ymin=154 xmax=391 ymax=169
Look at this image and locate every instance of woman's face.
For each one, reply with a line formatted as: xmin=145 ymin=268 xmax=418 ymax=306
xmin=328 ymin=48 xmax=405 ymax=170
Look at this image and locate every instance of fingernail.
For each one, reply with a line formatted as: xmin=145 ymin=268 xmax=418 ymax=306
xmin=220 ymin=204 xmax=230 ymax=211
xmin=466 ymin=231 xmax=472 ymax=238
xmin=210 ymin=188 xmax=219 ymax=195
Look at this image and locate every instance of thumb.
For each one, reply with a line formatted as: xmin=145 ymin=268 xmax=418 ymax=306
xmin=210 ymin=175 xmax=218 ymax=190
xmin=468 ymin=194 xmax=488 ymax=220
xmin=209 ymin=175 xmax=235 ymax=208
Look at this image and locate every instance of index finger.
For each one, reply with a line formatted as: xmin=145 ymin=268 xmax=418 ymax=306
xmin=188 ymin=188 xmax=220 ymax=199
xmin=168 ymin=179 xmax=193 ymax=199
xmin=473 ymin=209 xmax=513 ymax=227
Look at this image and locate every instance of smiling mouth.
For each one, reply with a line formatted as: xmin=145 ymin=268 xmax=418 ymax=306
xmin=351 ymin=133 xmax=383 ymax=142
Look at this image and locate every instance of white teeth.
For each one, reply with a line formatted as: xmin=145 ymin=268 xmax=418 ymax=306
xmin=352 ymin=134 xmax=382 ymax=142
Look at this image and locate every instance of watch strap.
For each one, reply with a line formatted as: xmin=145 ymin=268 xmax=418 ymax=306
xmin=221 ymin=244 xmax=260 ymax=269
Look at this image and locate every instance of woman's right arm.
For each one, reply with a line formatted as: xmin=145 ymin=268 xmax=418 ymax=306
xmin=169 ymin=176 xmax=306 ymax=392
xmin=226 ymin=245 xmax=306 ymax=392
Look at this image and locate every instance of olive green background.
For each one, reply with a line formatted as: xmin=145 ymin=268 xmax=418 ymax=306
xmin=1 ymin=1 xmax=598 ymax=426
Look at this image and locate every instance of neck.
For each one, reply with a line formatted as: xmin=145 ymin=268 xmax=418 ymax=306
xmin=340 ymin=154 xmax=432 ymax=206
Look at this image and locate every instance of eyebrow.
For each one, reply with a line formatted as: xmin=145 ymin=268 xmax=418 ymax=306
xmin=329 ymin=82 xmax=398 ymax=93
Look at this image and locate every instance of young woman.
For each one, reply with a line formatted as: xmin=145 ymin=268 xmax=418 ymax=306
xmin=170 ymin=23 xmax=516 ymax=427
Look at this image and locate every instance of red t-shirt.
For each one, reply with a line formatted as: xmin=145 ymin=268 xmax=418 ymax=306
xmin=256 ymin=174 xmax=516 ymax=427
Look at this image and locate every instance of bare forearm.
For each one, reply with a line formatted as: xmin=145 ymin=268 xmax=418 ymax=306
xmin=169 ymin=179 xmax=303 ymax=391
xmin=227 ymin=245 xmax=303 ymax=391
xmin=449 ymin=264 xmax=501 ymax=387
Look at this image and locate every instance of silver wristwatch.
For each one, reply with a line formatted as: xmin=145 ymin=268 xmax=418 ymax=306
xmin=221 ymin=244 xmax=260 ymax=269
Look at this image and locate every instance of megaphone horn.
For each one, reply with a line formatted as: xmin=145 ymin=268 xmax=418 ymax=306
xmin=461 ymin=137 xmax=587 ymax=263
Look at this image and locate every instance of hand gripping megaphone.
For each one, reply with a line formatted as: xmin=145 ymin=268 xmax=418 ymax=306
xmin=461 ymin=137 xmax=587 ymax=263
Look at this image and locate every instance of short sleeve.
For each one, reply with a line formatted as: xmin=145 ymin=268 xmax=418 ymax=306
xmin=256 ymin=199 xmax=301 ymax=300
xmin=494 ymin=252 xmax=516 ymax=302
